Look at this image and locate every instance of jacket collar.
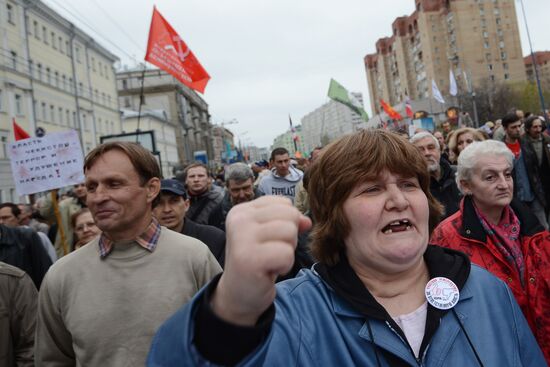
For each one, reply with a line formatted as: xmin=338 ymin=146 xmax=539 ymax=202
xmin=460 ymin=196 xmax=544 ymax=241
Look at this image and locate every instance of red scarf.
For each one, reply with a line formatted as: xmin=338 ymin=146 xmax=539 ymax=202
xmin=473 ymin=203 xmax=525 ymax=286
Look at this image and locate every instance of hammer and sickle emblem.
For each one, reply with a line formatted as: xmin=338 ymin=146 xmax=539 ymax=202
xmin=165 ymin=35 xmax=190 ymax=62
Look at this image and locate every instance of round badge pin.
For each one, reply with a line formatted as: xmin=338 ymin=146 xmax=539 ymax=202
xmin=425 ymin=277 xmax=459 ymax=310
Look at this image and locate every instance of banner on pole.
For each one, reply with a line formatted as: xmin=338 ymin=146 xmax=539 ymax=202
xmin=9 ymin=130 xmax=85 ymax=196
xmin=145 ymin=7 xmax=210 ymax=93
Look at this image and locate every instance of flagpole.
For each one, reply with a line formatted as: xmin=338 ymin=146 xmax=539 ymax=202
xmin=136 ymin=64 xmax=147 ymax=137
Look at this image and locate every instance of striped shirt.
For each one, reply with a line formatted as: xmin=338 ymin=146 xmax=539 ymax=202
xmin=98 ymin=217 xmax=162 ymax=258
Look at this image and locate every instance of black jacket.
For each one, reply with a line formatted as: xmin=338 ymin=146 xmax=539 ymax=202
xmin=431 ymin=159 xmax=461 ymax=219
xmin=521 ymin=135 xmax=550 ymax=208
xmin=0 ymin=225 xmax=52 ymax=289
xmin=181 ymin=219 xmax=226 ymax=268
xmin=208 ymin=188 xmax=264 ymax=231
xmin=186 ymin=186 xmax=224 ymax=225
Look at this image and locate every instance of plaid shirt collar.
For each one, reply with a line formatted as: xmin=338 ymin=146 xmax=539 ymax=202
xmin=98 ymin=217 xmax=162 ymax=258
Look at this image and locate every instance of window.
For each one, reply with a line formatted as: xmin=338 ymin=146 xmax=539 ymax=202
xmin=485 ymin=53 xmax=491 ymax=62
xmin=34 ymin=21 xmax=39 ymax=39
xmin=46 ymin=68 xmax=51 ymax=84
xmin=124 ymin=97 xmax=131 ymax=107
xmin=15 ymin=94 xmax=22 ymax=115
xmin=10 ymin=51 xmax=17 ymax=70
xmin=503 ymin=62 xmax=509 ymax=70
xmin=501 ymin=51 xmax=507 ymax=60
xmin=54 ymin=71 xmax=59 ymax=87
xmin=72 ymin=111 xmax=76 ymax=127
xmin=66 ymin=109 xmax=70 ymax=126
xmin=7 ymin=3 xmax=14 ymax=24
xmin=75 ymin=46 xmax=81 ymax=63
xmin=92 ymin=57 xmax=96 ymax=71
xmin=41 ymin=102 xmax=46 ymax=120
xmin=104 ymin=65 xmax=109 ymax=79
xmin=494 ymin=8 xmax=500 ymax=16
xmin=42 ymin=26 xmax=47 ymax=44
xmin=59 ymin=107 xmax=63 ymax=124
xmin=484 ymin=41 xmax=490 ymax=49
xmin=488 ymin=64 xmax=493 ymax=71
xmin=499 ymin=41 xmax=505 ymax=49
xmin=51 ymin=32 xmax=56 ymax=49
xmin=483 ymin=31 xmax=488 ymax=38
xmin=37 ymin=63 xmax=42 ymax=80
xmin=496 ymin=18 xmax=501 ymax=25
xmin=99 ymin=62 xmax=103 ymax=76
xmin=62 ymin=75 xmax=66 ymax=89
xmin=58 ymin=36 xmax=63 ymax=53
xmin=29 ymin=60 xmax=33 ymax=77
xmin=50 ymin=105 xmax=55 ymax=122
xmin=69 ymin=77 xmax=73 ymax=92
xmin=122 ymin=79 xmax=128 ymax=89
xmin=65 ymin=41 xmax=70 ymax=56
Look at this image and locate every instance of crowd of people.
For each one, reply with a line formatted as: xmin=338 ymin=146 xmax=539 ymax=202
xmin=0 ymin=109 xmax=549 ymax=366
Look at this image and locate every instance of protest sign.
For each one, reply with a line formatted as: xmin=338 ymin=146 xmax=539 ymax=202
xmin=9 ymin=130 xmax=85 ymax=196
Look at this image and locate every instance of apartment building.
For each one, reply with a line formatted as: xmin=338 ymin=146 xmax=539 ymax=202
xmin=524 ymin=51 xmax=550 ymax=92
xmin=301 ymin=95 xmax=366 ymax=154
xmin=0 ymin=0 xmax=120 ymax=200
xmin=272 ymin=126 xmax=305 ymax=157
xmin=365 ymin=0 xmax=526 ymax=114
xmin=117 ymin=68 xmax=213 ymax=166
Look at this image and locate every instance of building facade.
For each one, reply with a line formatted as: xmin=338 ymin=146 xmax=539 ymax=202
xmin=365 ymin=0 xmax=526 ymax=114
xmin=0 ymin=0 xmax=120 ymax=201
xmin=210 ymin=125 xmax=235 ymax=167
xmin=118 ymin=109 xmax=179 ymax=178
xmin=271 ymin=125 xmax=305 ymax=157
xmin=301 ymin=96 xmax=366 ymax=154
xmin=116 ymin=68 xmax=213 ymax=167
xmin=524 ymin=51 xmax=550 ymax=92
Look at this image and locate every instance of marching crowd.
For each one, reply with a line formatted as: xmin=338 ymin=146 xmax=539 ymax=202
xmin=0 ymin=108 xmax=549 ymax=366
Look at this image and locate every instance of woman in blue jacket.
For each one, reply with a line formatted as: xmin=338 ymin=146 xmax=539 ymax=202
xmin=148 ymin=130 xmax=545 ymax=366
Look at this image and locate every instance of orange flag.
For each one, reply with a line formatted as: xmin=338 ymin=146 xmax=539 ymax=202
xmin=12 ymin=118 xmax=30 ymax=141
xmin=145 ymin=7 xmax=210 ymax=93
xmin=380 ymin=99 xmax=403 ymax=121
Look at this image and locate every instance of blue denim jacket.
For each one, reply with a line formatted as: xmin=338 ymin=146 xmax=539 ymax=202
xmin=147 ymin=266 xmax=545 ymax=366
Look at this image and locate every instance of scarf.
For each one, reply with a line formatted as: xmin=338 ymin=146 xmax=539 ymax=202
xmin=473 ymin=203 xmax=525 ymax=286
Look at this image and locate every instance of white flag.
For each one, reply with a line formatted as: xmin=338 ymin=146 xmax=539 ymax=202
xmin=449 ymin=69 xmax=458 ymax=96
xmin=432 ymin=79 xmax=446 ymax=104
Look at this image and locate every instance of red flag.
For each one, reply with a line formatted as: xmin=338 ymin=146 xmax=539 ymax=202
xmin=380 ymin=99 xmax=403 ymax=121
xmin=12 ymin=118 xmax=30 ymax=141
xmin=405 ymin=97 xmax=414 ymax=119
xmin=145 ymin=7 xmax=210 ymax=93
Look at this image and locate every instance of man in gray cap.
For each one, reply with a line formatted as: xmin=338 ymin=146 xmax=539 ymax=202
xmin=153 ymin=179 xmax=226 ymax=266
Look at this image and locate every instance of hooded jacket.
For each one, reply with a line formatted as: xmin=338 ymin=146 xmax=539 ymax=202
xmin=147 ymin=246 xmax=545 ymax=366
xmin=258 ymin=166 xmax=303 ymax=203
xmin=431 ymin=196 xmax=550 ymax=363
xmin=186 ymin=185 xmax=224 ymax=225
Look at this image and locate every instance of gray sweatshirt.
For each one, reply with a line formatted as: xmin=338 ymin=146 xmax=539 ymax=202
xmin=258 ymin=166 xmax=303 ymax=203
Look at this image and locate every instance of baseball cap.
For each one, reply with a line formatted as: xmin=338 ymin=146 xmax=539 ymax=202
xmin=254 ymin=160 xmax=269 ymax=167
xmin=160 ymin=179 xmax=187 ymax=198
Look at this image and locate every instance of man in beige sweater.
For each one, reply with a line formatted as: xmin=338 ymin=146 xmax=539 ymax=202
xmin=35 ymin=142 xmax=222 ymax=366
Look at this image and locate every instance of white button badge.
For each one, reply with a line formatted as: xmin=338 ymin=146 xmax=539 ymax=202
xmin=425 ymin=277 xmax=460 ymax=310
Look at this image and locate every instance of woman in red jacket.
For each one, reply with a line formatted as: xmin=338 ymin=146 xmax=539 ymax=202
xmin=431 ymin=139 xmax=550 ymax=362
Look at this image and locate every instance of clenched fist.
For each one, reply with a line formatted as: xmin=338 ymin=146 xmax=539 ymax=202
xmin=211 ymin=196 xmax=312 ymax=326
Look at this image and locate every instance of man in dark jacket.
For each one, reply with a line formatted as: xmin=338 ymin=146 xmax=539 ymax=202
xmin=184 ymin=163 xmax=223 ymax=225
xmin=153 ymin=179 xmax=226 ymax=267
xmin=0 ymin=224 xmax=52 ymax=288
xmin=411 ymin=132 xmax=461 ymax=219
xmin=209 ymin=162 xmax=264 ymax=231
xmin=520 ymin=115 xmax=550 ymax=229
xmin=0 ymin=261 xmax=37 ymax=367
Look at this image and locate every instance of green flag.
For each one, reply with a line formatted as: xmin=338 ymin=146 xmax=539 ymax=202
xmin=327 ymin=79 xmax=369 ymax=121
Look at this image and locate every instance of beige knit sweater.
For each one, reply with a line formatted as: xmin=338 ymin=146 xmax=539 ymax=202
xmin=35 ymin=227 xmax=222 ymax=366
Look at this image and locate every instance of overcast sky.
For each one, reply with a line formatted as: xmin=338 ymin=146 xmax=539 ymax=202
xmin=43 ymin=0 xmax=550 ymax=148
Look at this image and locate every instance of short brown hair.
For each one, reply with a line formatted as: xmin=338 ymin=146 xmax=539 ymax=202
xmin=308 ymin=129 xmax=443 ymax=265
xmin=184 ymin=162 xmax=209 ymax=178
xmin=83 ymin=142 xmax=161 ymax=205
